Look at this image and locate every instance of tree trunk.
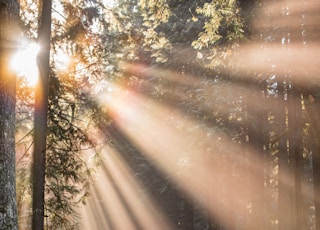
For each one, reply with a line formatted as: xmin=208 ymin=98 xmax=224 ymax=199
xmin=307 ymin=100 xmax=320 ymax=230
xmin=287 ymin=92 xmax=303 ymax=230
xmin=312 ymin=139 xmax=320 ymax=230
xmin=0 ymin=0 xmax=19 ymax=229
xmin=32 ymin=0 xmax=51 ymax=229
xmin=278 ymin=107 xmax=293 ymax=230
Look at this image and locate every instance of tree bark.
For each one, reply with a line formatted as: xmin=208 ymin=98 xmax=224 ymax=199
xmin=0 ymin=0 xmax=19 ymax=229
xmin=32 ymin=0 xmax=51 ymax=229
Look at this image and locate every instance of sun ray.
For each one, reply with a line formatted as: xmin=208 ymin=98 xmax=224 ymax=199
xmin=97 ymin=83 xmax=262 ymax=229
xmin=93 ymin=69 xmax=317 ymax=228
xmin=228 ymin=0 xmax=320 ymax=90
xmin=79 ymin=145 xmax=173 ymax=229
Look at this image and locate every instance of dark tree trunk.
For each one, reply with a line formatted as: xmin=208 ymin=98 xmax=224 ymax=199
xmin=32 ymin=0 xmax=51 ymax=229
xmin=0 ymin=0 xmax=19 ymax=229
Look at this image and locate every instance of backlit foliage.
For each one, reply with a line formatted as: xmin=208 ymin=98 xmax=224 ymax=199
xmin=192 ymin=0 xmax=244 ymax=68
xmin=139 ymin=0 xmax=172 ymax=63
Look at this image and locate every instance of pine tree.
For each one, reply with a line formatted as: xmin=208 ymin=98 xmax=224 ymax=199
xmin=0 ymin=0 xmax=19 ymax=229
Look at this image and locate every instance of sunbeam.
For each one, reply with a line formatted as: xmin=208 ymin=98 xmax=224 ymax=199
xmin=92 ymin=78 xmax=301 ymax=229
xmin=231 ymin=43 xmax=320 ymax=87
xmin=229 ymin=0 xmax=320 ymax=90
xmin=80 ymin=145 xmax=173 ymax=229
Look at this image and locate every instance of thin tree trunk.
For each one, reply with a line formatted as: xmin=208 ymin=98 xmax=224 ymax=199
xmin=32 ymin=0 xmax=51 ymax=229
xmin=307 ymin=100 xmax=320 ymax=230
xmin=0 ymin=0 xmax=19 ymax=229
xmin=288 ymin=92 xmax=303 ymax=230
xmin=294 ymin=144 xmax=303 ymax=230
xmin=277 ymin=77 xmax=297 ymax=230
xmin=312 ymin=141 xmax=320 ymax=230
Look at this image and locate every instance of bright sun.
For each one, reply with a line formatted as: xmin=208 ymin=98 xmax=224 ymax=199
xmin=10 ymin=41 xmax=40 ymax=86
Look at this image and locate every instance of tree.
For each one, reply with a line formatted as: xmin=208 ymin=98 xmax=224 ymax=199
xmin=16 ymin=0 xmax=108 ymax=228
xmin=32 ymin=0 xmax=51 ymax=229
xmin=0 ymin=0 xmax=19 ymax=229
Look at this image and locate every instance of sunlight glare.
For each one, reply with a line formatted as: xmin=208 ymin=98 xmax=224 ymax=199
xmin=10 ymin=41 xmax=40 ymax=86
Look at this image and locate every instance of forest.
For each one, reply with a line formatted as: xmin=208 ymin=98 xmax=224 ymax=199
xmin=0 ymin=0 xmax=320 ymax=229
